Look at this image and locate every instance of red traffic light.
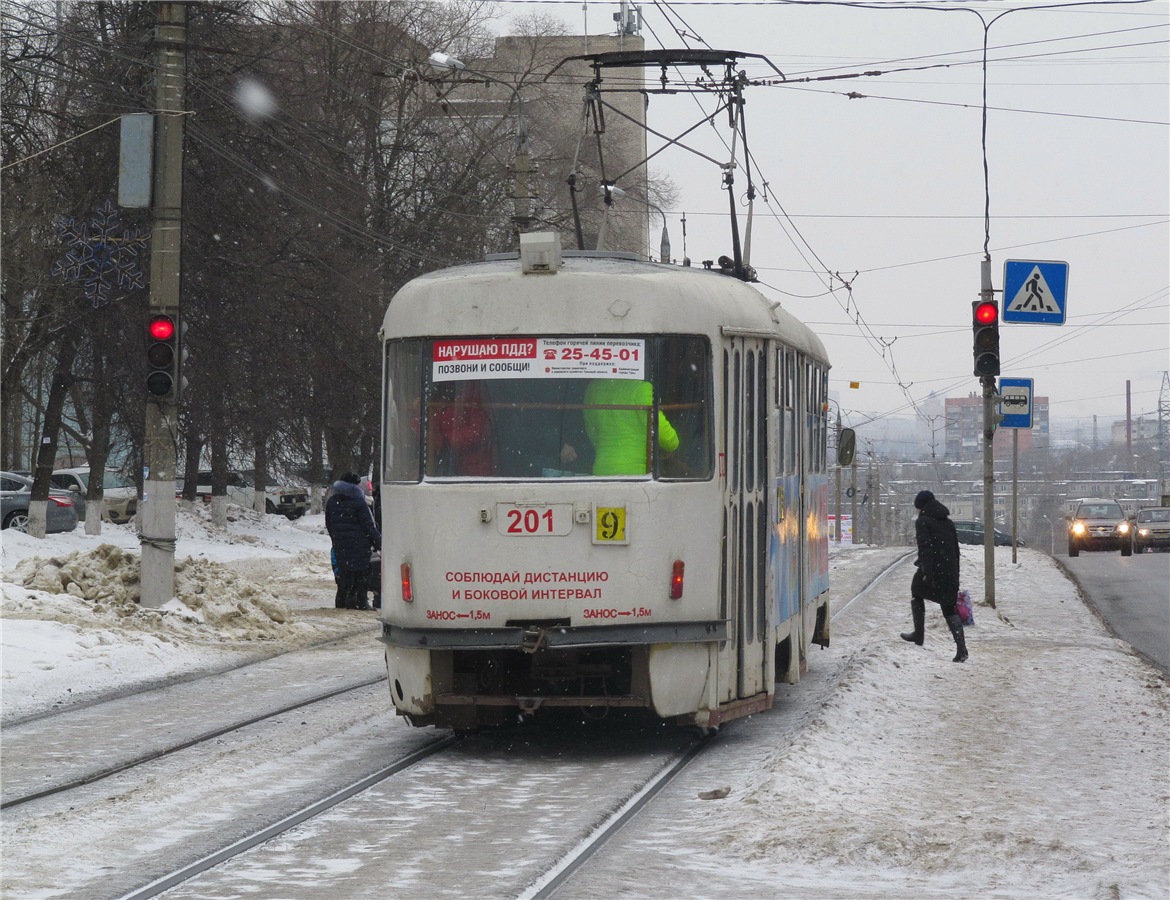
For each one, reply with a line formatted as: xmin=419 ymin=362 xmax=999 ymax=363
xmin=974 ymin=301 xmax=998 ymax=325
xmin=147 ymin=314 xmax=180 ymax=399
xmin=149 ymin=315 xmax=176 ymax=340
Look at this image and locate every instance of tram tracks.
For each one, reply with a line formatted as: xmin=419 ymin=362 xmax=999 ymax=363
xmin=522 ymin=732 xmax=718 ymax=899
xmin=121 ymin=733 xmax=459 ymax=900
xmin=1 ymin=674 xmax=386 ymax=810
xmin=7 ymin=552 xmax=913 ymax=899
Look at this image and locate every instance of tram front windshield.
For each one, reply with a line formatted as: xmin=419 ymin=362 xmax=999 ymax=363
xmin=384 ymin=335 xmax=711 ymax=482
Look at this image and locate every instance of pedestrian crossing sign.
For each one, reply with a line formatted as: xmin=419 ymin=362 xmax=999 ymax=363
xmin=1002 ymin=259 xmax=1069 ymax=324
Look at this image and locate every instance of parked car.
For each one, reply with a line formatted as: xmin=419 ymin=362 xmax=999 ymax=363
xmin=1067 ymin=499 xmax=1132 ymax=557
xmin=952 ymin=520 xmax=1024 ymax=547
xmin=1 ymin=471 xmax=79 ymax=533
xmin=50 ymin=468 xmax=138 ymax=524
xmin=188 ymin=471 xmax=308 ymax=519
xmin=1132 ymin=507 xmax=1170 ymax=553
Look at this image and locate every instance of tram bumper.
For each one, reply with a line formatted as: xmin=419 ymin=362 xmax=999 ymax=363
xmin=381 ymin=620 xmax=725 ymax=721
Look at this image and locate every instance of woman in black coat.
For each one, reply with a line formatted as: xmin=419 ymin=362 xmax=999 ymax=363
xmin=901 ymin=490 xmax=968 ymax=662
xmin=325 ymin=473 xmax=381 ymax=610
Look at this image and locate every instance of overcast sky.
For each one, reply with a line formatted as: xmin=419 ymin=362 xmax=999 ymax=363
xmin=498 ymin=0 xmax=1169 ymax=433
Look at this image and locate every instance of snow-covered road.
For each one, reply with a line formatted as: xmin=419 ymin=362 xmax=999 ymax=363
xmin=2 ymin=511 xmax=1166 ymax=898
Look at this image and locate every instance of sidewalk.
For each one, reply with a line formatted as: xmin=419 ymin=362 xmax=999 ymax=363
xmin=568 ymin=544 xmax=1170 ymax=898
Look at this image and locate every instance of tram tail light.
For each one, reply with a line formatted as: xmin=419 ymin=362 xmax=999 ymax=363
xmin=400 ymin=563 xmax=414 ymax=602
xmin=669 ymin=559 xmax=685 ymax=600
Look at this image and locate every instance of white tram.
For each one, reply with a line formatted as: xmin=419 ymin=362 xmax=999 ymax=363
xmin=378 ymin=233 xmax=833 ymax=730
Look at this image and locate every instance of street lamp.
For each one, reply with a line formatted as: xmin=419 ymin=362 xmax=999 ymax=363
xmin=427 ymin=50 xmax=531 ymax=233
xmin=427 ymin=51 xmax=465 ymax=72
xmin=599 ymin=183 xmax=671 ymax=263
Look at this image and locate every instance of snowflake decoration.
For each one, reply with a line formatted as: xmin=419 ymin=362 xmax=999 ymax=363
xmin=51 ymin=199 xmax=150 ymax=307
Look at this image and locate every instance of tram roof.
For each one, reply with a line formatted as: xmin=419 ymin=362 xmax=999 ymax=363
xmin=381 ymin=253 xmax=829 ymax=365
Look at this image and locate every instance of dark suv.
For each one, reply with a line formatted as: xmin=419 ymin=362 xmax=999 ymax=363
xmin=953 ymin=520 xmax=1023 ymax=547
xmin=1067 ymin=499 xmax=1132 ymax=557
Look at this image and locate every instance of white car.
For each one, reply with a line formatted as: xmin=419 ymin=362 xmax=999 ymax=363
xmin=189 ymin=471 xmax=309 ymax=519
xmin=51 ymin=468 xmax=138 ymax=524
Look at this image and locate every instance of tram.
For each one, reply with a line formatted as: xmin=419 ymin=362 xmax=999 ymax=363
xmin=377 ymin=231 xmax=834 ymax=730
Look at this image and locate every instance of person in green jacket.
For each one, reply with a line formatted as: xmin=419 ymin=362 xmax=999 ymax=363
xmin=583 ymin=378 xmax=679 ymax=475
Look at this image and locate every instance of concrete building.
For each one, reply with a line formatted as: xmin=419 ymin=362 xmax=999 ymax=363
xmin=944 ymin=393 xmax=1050 ymax=461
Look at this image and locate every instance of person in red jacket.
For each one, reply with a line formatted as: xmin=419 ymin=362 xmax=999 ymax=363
xmin=428 ymin=381 xmax=493 ymax=476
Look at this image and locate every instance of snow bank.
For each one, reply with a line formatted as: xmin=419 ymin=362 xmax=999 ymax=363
xmin=1 ymin=507 xmax=368 ymax=723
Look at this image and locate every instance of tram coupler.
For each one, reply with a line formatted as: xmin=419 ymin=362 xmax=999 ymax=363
xmin=521 ymin=626 xmax=548 ymax=654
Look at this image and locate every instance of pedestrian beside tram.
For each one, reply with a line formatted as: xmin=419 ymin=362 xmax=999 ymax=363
xmin=325 ymin=472 xmax=380 ymax=611
xmin=901 ymin=489 xmax=968 ymax=662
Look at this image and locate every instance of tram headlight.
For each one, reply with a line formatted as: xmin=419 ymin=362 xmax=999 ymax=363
xmin=669 ymin=559 xmax=685 ymax=600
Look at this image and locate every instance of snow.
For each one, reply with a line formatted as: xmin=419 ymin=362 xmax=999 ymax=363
xmin=2 ymin=508 xmax=1167 ymax=897
xmin=1 ymin=504 xmax=364 ymax=723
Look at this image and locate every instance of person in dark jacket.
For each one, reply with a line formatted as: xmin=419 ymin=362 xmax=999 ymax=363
xmin=901 ymin=489 xmax=968 ymax=662
xmin=325 ymin=472 xmax=381 ymax=611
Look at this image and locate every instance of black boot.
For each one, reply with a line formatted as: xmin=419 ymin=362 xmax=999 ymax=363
xmin=901 ymin=596 xmax=925 ymax=645
xmin=947 ymin=614 xmax=969 ymax=663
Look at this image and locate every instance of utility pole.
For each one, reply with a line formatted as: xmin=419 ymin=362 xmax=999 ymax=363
xmin=140 ymin=2 xmax=187 ymax=608
xmin=980 ymin=257 xmax=997 ymax=609
xmin=834 ymin=405 xmax=842 ymax=543
xmin=866 ymin=454 xmax=874 ymax=546
xmin=851 ymin=452 xmax=858 ymax=544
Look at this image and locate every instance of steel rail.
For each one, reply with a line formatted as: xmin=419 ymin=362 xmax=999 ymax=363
xmin=1 ymin=674 xmax=386 ymax=810
xmin=118 ymin=734 xmax=459 ymax=900
xmin=521 ymin=732 xmax=718 ymax=899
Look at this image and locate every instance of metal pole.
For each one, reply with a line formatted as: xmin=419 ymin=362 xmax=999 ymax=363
xmin=140 ymin=2 xmax=186 ymax=608
xmin=835 ymin=407 xmax=842 ymax=543
xmin=867 ymin=455 xmax=874 ymax=546
xmin=1012 ymin=429 xmax=1019 ymax=564
xmin=851 ymin=453 xmax=858 ymax=544
xmin=981 ymin=258 xmax=997 ymax=609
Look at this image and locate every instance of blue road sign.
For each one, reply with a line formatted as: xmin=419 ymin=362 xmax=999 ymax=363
xmin=1003 ymin=260 xmax=1068 ymax=324
xmin=999 ymin=377 xmax=1034 ymax=429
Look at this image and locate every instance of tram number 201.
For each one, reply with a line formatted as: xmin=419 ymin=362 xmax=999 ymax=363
xmin=496 ymin=504 xmax=573 ymax=536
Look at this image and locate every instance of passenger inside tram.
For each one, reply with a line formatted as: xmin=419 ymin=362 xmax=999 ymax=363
xmin=426 ymin=380 xmax=493 ymax=476
xmin=583 ymin=378 xmax=679 ymax=475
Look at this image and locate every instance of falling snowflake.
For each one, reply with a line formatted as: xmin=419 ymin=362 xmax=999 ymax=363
xmin=51 ymin=199 xmax=150 ymax=307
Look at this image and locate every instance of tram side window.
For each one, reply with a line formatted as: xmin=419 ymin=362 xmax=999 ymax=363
xmin=805 ymin=363 xmax=828 ymax=474
xmin=778 ymin=348 xmax=797 ymax=477
xmin=384 ymin=339 xmax=424 ymax=482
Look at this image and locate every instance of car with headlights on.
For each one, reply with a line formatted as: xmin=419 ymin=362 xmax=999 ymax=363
xmin=1 ymin=471 xmax=79 ymax=533
xmin=1067 ymin=499 xmax=1132 ymax=557
xmin=1132 ymin=507 xmax=1170 ymax=553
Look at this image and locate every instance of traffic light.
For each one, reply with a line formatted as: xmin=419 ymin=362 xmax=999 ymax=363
xmin=972 ymin=300 xmax=1000 ymax=377
xmin=146 ymin=313 xmax=180 ymax=401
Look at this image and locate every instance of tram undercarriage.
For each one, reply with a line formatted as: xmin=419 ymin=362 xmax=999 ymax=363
xmin=381 ymin=624 xmax=761 ymax=730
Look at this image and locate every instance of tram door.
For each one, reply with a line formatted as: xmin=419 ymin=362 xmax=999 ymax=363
xmin=723 ymin=337 xmax=769 ymax=698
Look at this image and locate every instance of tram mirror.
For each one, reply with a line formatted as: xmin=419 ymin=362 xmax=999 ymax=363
xmin=837 ymin=428 xmax=856 ymax=467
